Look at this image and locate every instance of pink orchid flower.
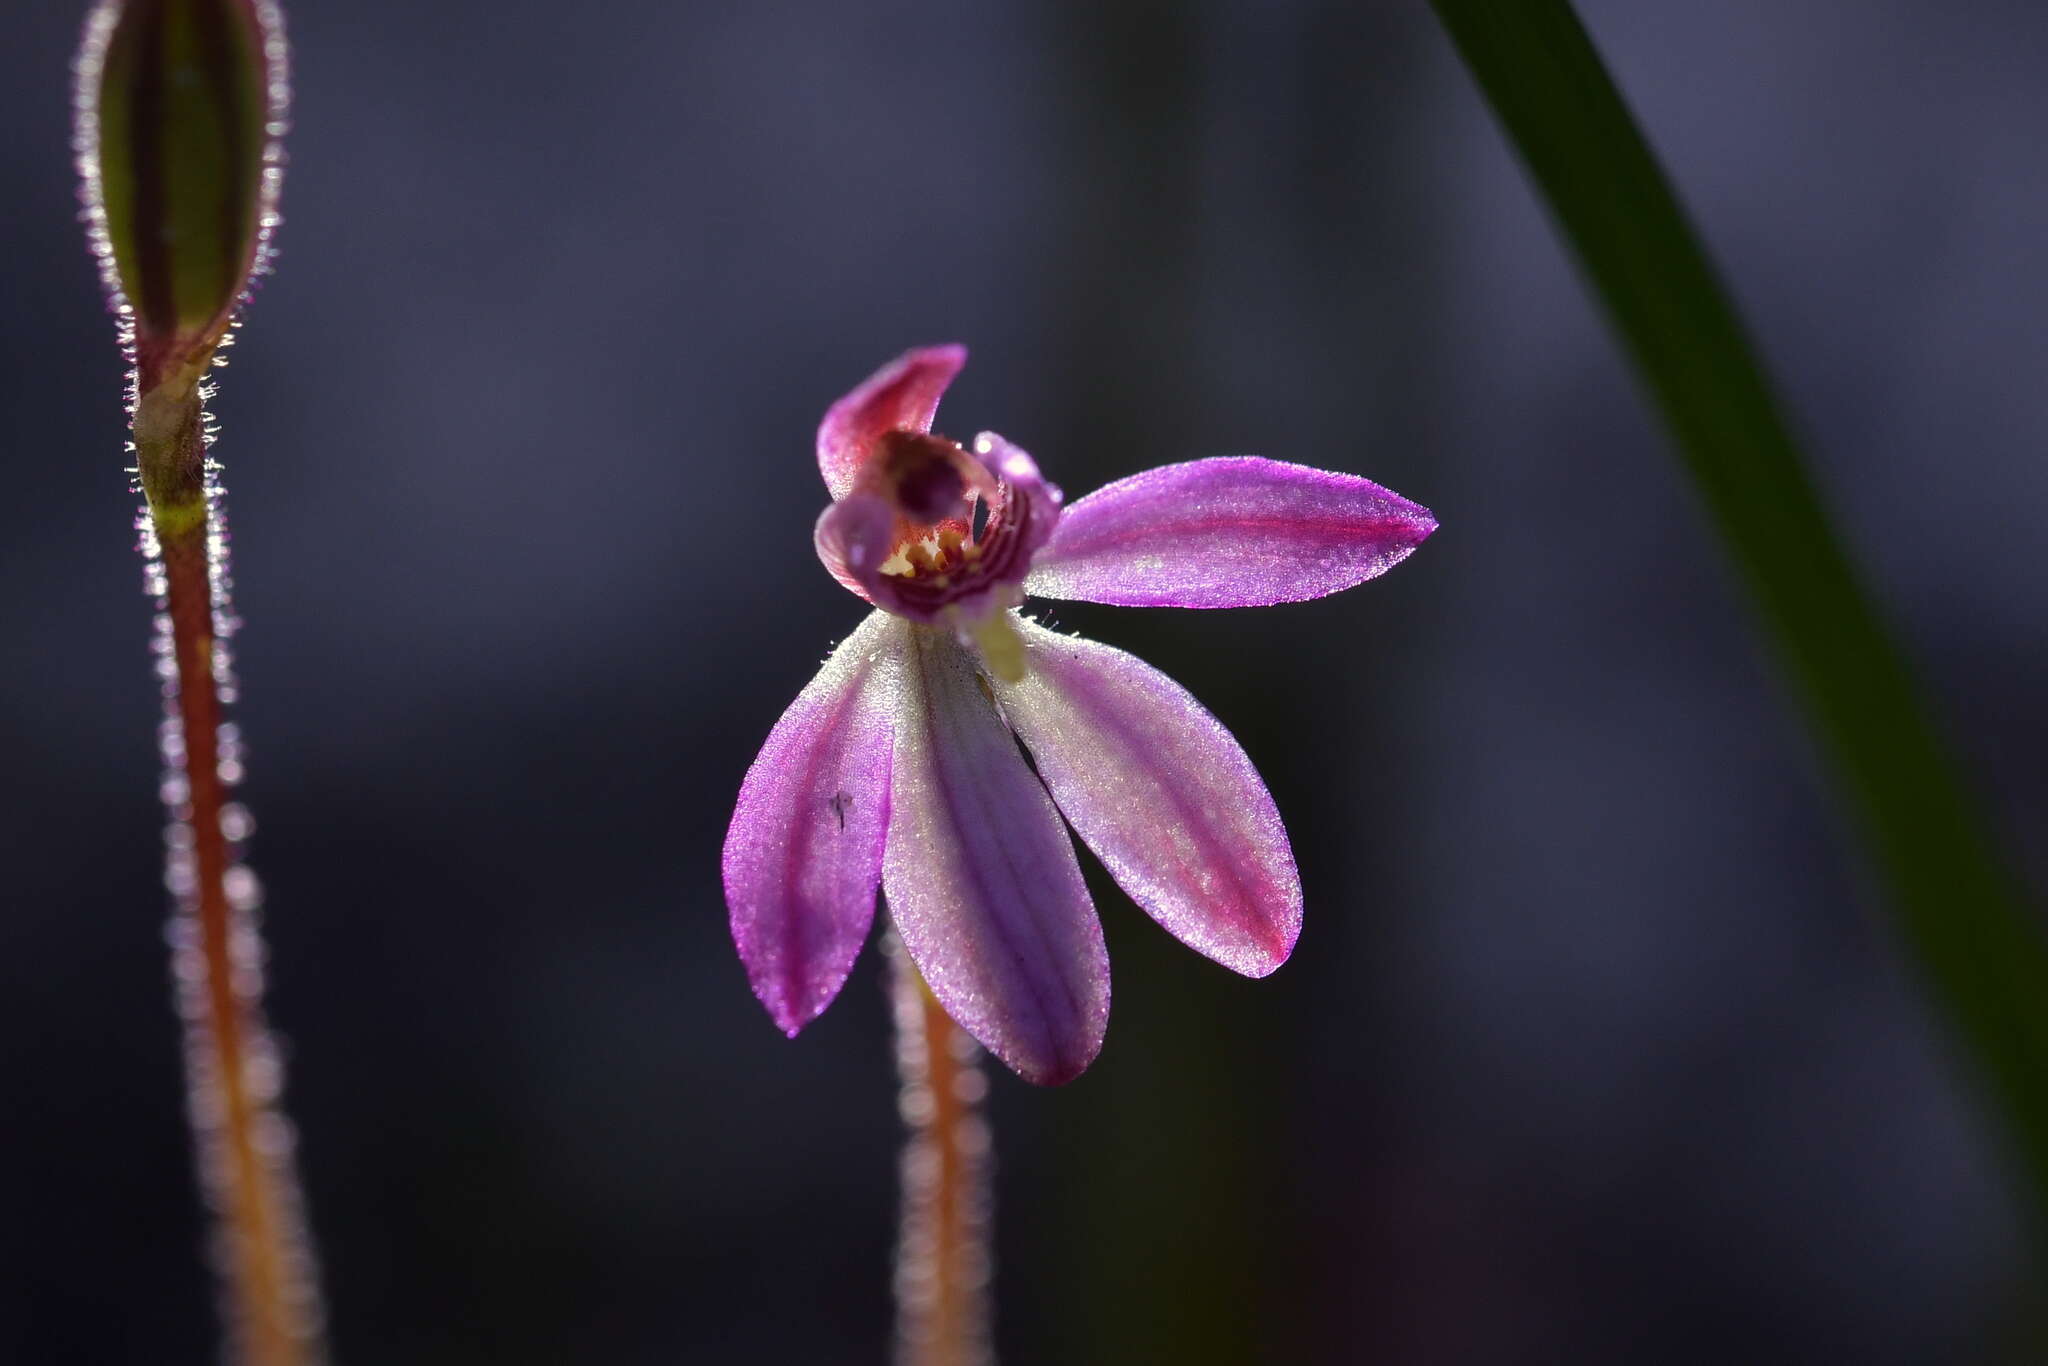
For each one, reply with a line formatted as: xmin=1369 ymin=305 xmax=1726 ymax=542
xmin=723 ymin=346 xmax=1436 ymax=1084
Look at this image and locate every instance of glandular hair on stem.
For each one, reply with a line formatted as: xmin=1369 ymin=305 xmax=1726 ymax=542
xmin=883 ymin=927 xmax=995 ymax=1366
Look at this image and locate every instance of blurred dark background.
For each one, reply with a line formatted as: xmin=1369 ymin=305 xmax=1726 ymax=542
xmin=6 ymin=1 xmax=2047 ymax=1361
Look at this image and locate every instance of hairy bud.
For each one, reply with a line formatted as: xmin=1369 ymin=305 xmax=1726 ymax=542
xmin=76 ymin=0 xmax=288 ymax=394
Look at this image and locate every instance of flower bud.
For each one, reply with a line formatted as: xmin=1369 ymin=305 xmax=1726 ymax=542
xmin=76 ymin=0 xmax=287 ymax=392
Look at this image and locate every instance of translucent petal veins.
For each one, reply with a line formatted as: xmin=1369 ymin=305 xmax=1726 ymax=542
xmin=885 ymin=627 xmax=1109 ymax=1085
xmin=78 ymin=0 xmax=287 ymax=389
xmin=725 ymin=612 xmax=902 ymax=1035
xmin=1027 ymin=456 xmax=1437 ymax=609
xmin=993 ymin=618 xmax=1301 ymax=976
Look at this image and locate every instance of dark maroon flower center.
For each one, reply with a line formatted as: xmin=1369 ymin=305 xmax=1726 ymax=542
xmin=861 ymin=430 xmax=1001 ymax=590
xmin=876 ymin=430 xmax=968 ymax=522
xmin=817 ymin=422 xmax=1054 ymax=638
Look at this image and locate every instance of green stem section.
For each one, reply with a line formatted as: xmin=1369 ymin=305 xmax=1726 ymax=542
xmin=1431 ymin=0 xmax=2048 ymax=1223
xmin=140 ymin=376 xmax=323 ymax=1366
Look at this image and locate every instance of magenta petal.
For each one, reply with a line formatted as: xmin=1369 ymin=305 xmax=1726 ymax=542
xmin=886 ymin=626 xmax=1109 ymax=1085
xmin=813 ymin=491 xmax=894 ymax=605
xmin=817 ymin=345 xmax=968 ymax=501
xmin=724 ymin=612 xmax=903 ymax=1036
xmin=993 ymin=618 xmax=1301 ymax=975
xmin=1025 ymin=456 xmax=1436 ymax=608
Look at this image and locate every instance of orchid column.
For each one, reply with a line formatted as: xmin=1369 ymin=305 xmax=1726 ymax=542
xmin=74 ymin=3 xmax=323 ymax=1364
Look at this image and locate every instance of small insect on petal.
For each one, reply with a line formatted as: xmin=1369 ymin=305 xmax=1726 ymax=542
xmin=725 ymin=612 xmax=904 ymax=1036
xmin=77 ymin=0 xmax=288 ymax=392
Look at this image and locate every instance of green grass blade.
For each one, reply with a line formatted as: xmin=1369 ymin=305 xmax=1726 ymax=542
xmin=1431 ymin=0 xmax=2048 ymax=1221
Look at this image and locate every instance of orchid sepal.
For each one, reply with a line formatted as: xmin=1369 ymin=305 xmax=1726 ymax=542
xmin=1027 ymin=456 xmax=1436 ymax=609
xmin=724 ymin=612 xmax=902 ymax=1036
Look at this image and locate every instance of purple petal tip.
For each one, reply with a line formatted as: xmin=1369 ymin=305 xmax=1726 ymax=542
xmin=992 ymin=619 xmax=1304 ymax=981
xmin=816 ymin=346 xmax=970 ymax=501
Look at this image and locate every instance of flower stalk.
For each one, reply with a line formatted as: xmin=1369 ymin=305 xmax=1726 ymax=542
xmin=887 ymin=931 xmax=993 ymax=1366
xmin=76 ymin=2 xmax=322 ymax=1361
xmin=149 ymin=381 xmax=323 ymax=1366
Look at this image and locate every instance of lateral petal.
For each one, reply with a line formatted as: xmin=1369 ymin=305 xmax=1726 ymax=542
xmin=813 ymin=490 xmax=893 ymax=604
xmin=992 ymin=617 xmax=1301 ymax=976
xmin=886 ymin=626 xmax=1109 ymax=1085
xmin=724 ymin=611 xmax=903 ymax=1036
xmin=817 ymin=345 xmax=968 ymax=501
xmin=1026 ymin=456 xmax=1435 ymax=608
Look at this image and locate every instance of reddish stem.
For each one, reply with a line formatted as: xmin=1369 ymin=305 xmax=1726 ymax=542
xmin=888 ymin=932 xmax=993 ymax=1366
xmin=150 ymin=386 xmax=321 ymax=1366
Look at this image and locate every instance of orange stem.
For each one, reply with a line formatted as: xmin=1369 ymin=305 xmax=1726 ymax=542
xmin=150 ymin=387 xmax=322 ymax=1366
xmin=888 ymin=933 xmax=993 ymax=1366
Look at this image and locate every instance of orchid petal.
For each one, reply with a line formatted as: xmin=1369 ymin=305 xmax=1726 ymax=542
xmin=1026 ymin=457 xmax=1436 ymax=608
xmin=724 ymin=611 xmax=902 ymax=1036
xmin=886 ymin=626 xmax=1109 ymax=1084
xmin=967 ymin=431 xmax=1064 ymax=571
xmin=817 ymin=345 xmax=968 ymax=501
xmin=993 ymin=617 xmax=1301 ymax=975
xmin=813 ymin=491 xmax=893 ymax=605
